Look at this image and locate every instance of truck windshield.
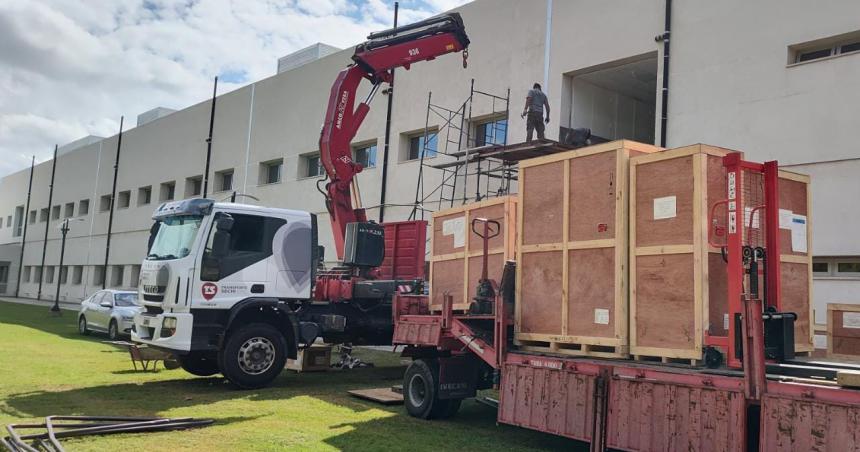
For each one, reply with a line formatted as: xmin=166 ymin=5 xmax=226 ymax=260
xmin=147 ymin=215 xmax=203 ymax=260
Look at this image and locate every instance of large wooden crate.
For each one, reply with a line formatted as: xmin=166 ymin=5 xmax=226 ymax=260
xmin=828 ymin=303 xmax=860 ymax=361
xmin=515 ymin=140 xmax=661 ymax=358
xmin=629 ymin=144 xmax=738 ymax=362
xmin=429 ymin=196 xmax=517 ymax=311
xmin=778 ymin=170 xmax=814 ymax=353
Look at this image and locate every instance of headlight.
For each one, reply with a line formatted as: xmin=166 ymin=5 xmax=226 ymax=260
xmin=161 ymin=317 xmax=177 ymax=338
xmin=121 ymin=316 xmax=134 ymax=321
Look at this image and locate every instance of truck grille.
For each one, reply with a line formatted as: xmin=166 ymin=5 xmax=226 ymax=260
xmin=143 ymin=294 xmax=165 ymax=302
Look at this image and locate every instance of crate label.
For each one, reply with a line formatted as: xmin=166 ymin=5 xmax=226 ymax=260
xmin=442 ymin=216 xmax=466 ymax=248
xmin=728 ymin=172 xmax=736 ymax=200
xmin=594 ymin=308 xmax=610 ymax=325
xmin=844 ymin=312 xmax=860 ymax=329
xmin=724 ymin=313 xmax=729 ymax=330
xmin=653 ymin=196 xmax=676 ymax=220
xmin=790 ymin=215 xmax=807 ymax=253
xmin=779 ymin=209 xmax=793 ymax=230
xmin=728 ymin=212 xmax=737 ymax=234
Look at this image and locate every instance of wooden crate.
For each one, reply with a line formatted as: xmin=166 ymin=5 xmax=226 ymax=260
xmin=778 ymin=170 xmax=814 ymax=353
xmin=430 ymin=196 xmax=517 ymax=311
xmin=827 ymin=304 xmax=860 ymax=361
xmin=514 ymin=140 xmax=661 ymax=358
xmin=286 ymin=345 xmax=332 ymax=372
xmin=629 ymin=144 xmax=738 ymax=363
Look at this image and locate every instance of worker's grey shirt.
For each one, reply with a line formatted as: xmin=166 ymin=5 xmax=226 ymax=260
xmin=527 ymin=89 xmax=547 ymax=114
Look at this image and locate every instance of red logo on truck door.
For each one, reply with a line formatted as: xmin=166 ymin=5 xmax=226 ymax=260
xmin=202 ymin=283 xmax=218 ymax=300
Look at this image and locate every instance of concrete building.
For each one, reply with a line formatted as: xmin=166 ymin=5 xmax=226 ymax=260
xmin=0 ymin=0 xmax=858 ymax=340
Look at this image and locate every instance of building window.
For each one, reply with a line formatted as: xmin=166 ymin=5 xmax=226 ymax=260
xmin=159 ymin=182 xmax=175 ymax=201
xmin=353 ymin=143 xmax=377 ymax=168
xmin=33 ymin=266 xmax=42 ymax=283
xmin=404 ymin=131 xmax=438 ymax=161
xmin=789 ymin=30 xmax=860 ymax=64
xmin=138 ymin=186 xmax=152 ymax=206
xmin=93 ymin=265 xmax=105 ymax=286
xmin=46 ymin=266 xmax=55 ymax=284
xmin=51 ymin=205 xmax=60 ymax=220
xmin=13 ymin=207 xmax=23 ymax=236
xmin=475 ymin=118 xmax=508 ymax=147
xmin=813 ymin=257 xmax=860 ymax=278
xmin=23 ymin=266 xmax=31 ymax=282
xmin=260 ymin=159 xmax=283 ymax=185
xmin=64 ymin=202 xmax=74 ymax=218
xmin=79 ymin=199 xmax=90 ymax=216
xmin=40 ymin=208 xmax=49 ymax=222
xmin=118 ymin=190 xmax=131 ymax=209
xmin=59 ymin=266 xmax=68 ymax=284
xmin=301 ymin=154 xmax=323 ymax=178
xmin=216 ymin=169 xmax=234 ymax=192
xmin=29 ymin=210 xmax=37 ymax=225
xmin=99 ymin=195 xmax=112 ymax=212
xmin=185 ymin=176 xmax=203 ymax=198
xmin=72 ymin=266 xmax=83 ymax=285
xmin=129 ymin=265 xmax=141 ymax=288
xmin=111 ymin=265 xmax=124 ymax=287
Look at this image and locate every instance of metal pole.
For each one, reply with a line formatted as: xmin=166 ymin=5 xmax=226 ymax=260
xmin=52 ymin=219 xmax=68 ymax=313
xmin=378 ymin=1 xmax=398 ymax=223
xmin=658 ymin=0 xmax=672 ymax=147
xmin=14 ymin=156 xmax=34 ymax=298
xmin=103 ymin=116 xmax=124 ymax=289
xmin=37 ymin=145 xmax=58 ymax=300
xmin=202 ymin=76 xmax=218 ymax=198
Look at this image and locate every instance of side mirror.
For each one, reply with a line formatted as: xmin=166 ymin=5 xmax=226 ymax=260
xmin=147 ymin=221 xmax=161 ymax=253
xmin=100 ymin=300 xmax=113 ymax=308
xmin=216 ymin=216 xmax=234 ymax=232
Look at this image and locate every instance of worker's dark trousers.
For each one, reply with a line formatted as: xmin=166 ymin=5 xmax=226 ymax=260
xmin=526 ymin=111 xmax=545 ymax=141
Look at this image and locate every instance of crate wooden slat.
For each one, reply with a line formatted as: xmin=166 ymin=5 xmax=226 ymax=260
xmin=430 ymin=196 xmax=517 ymax=311
xmin=778 ymin=170 xmax=814 ymax=353
xmin=630 ymin=144 xmax=738 ymax=361
xmin=515 ymin=140 xmax=661 ymax=358
xmin=827 ymin=303 xmax=860 ymax=361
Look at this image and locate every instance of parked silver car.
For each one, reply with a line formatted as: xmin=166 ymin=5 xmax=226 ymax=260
xmin=78 ymin=290 xmax=142 ymax=340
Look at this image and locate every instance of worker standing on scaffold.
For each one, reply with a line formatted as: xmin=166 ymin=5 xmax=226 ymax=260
xmin=522 ymin=82 xmax=550 ymax=141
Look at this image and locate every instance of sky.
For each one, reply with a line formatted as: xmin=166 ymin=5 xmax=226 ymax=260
xmin=0 ymin=0 xmax=470 ymax=178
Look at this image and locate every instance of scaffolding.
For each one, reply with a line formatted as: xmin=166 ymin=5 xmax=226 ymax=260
xmin=410 ymin=80 xmax=511 ymax=220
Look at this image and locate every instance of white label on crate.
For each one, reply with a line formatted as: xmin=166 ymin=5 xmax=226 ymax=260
xmin=844 ymin=312 xmax=860 ymax=329
xmin=594 ymin=308 xmax=610 ymax=325
xmin=728 ymin=211 xmax=737 ymax=234
xmin=442 ymin=216 xmax=466 ymax=248
xmin=744 ymin=206 xmax=760 ymax=229
xmin=653 ymin=196 xmax=677 ymax=220
xmin=790 ymin=215 xmax=807 ymax=253
xmin=779 ymin=209 xmax=794 ymax=230
xmin=724 ymin=313 xmax=730 ymax=331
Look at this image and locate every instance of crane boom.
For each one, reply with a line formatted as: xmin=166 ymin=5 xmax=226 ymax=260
xmin=319 ymin=13 xmax=470 ymax=258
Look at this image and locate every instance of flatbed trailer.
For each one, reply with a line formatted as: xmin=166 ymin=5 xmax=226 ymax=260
xmin=392 ymin=154 xmax=860 ymax=451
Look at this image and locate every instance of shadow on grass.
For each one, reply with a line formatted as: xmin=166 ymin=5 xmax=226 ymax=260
xmin=0 ymin=301 xmax=103 ymax=345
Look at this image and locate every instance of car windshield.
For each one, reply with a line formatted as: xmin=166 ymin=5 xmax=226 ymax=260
xmin=114 ymin=293 xmax=138 ymax=307
xmin=147 ymin=215 xmax=203 ymax=260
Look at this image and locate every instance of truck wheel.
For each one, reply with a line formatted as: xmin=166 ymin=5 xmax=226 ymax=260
xmin=404 ymin=359 xmax=462 ymax=420
xmin=219 ymin=323 xmax=287 ymax=389
xmin=78 ymin=316 xmax=90 ymax=335
xmin=178 ymin=352 xmax=220 ymax=376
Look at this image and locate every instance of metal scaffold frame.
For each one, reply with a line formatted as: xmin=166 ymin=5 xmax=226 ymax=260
xmin=411 ymin=79 xmax=511 ymax=220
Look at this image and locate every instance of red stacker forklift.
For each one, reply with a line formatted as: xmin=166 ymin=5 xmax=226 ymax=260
xmin=392 ymin=154 xmax=860 ymax=451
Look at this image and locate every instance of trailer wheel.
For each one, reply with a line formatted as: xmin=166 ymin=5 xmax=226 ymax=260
xmin=178 ymin=352 xmax=220 ymax=376
xmin=219 ymin=323 xmax=287 ymax=389
xmin=404 ymin=359 xmax=462 ymax=420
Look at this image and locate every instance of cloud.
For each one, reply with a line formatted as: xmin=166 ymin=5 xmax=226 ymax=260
xmin=0 ymin=0 xmax=471 ymax=178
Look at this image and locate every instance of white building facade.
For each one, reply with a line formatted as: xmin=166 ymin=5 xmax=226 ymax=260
xmin=0 ymin=0 xmax=858 ymax=335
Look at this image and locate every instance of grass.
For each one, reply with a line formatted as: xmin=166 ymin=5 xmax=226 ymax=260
xmin=0 ymin=301 xmax=582 ymax=451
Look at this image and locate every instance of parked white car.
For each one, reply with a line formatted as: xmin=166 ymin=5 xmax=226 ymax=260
xmin=78 ymin=290 xmax=142 ymax=340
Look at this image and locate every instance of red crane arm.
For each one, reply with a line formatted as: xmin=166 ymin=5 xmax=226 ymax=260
xmin=319 ymin=13 xmax=469 ymax=258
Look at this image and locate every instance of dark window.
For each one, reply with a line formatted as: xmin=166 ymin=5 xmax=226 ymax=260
xmin=79 ymin=199 xmax=90 ymax=216
xmin=303 ymin=155 xmax=323 ymax=178
xmin=837 ymin=262 xmax=860 ymax=273
xmin=353 ymin=144 xmax=377 ymax=168
xmin=185 ymin=176 xmax=203 ymax=197
xmin=841 ymin=41 xmax=860 ymax=54
xmin=202 ymin=213 xmax=286 ymax=281
xmin=797 ymin=48 xmax=832 ymax=62
xmin=217 ymin=170 xmax=234 ymax=192
xmin=407 ymin=133 xmax=438 ymax=161
xmin=261 ymin=160 xmax=283 ymax=184
xmin=475 ymin=119 xmax=508 ymax=147
xmin=51 ymin=205 xmax=60 ymax=220
xmin=29 ymin=210 xmax=37 ymax=225
xmin=40 ymin=208 xmax=49 ymax=222
xmin=118 ymin=191 xmax=131 ymax=208
xmin=64 ymin=202 xmax=74 ymax=218
xmin=160 ymin=182 xmax=175 ymax=201
xmin=138 ymin=186 xmax=152 ymax=206
xmin=99 ymin=195 xmax=112 ymax=212
xmin=59 ymin=266 xmax=68 ymax=284
xmin=72 ymin=266 xmax=83 ymax=284
xmin=812 ymin=262 xmax=829 ymax=273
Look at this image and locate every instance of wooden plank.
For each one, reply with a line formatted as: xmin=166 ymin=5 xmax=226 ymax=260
xmin=562 ymin=160 xmax=570 ymax=335
xmin=348 ymin=388 xmax=404 ymax=405
xmin=836 ymin=370 xmax=860 ymax=388
xmin=635 ymin=245 xmax=696 ymax=256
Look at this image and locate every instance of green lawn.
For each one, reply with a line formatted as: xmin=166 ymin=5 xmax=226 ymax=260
xmin=0 ymin=301 xmax=580 ymax=451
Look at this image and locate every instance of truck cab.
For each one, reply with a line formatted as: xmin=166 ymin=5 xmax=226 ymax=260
xmin=132 ymin=198 xmax=318 ymax=388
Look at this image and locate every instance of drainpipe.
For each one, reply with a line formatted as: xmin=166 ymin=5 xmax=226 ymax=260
xmin=14 ymin=156 xmax=34 ymax=298
xmin=378 ymin=2 xmax=398 ymax=223
xmin=656 ymin=0 xmax=672 ymax=147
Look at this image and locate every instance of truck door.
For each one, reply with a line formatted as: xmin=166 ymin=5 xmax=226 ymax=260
xmin=195 ymin=212 xmax=286 ymax=308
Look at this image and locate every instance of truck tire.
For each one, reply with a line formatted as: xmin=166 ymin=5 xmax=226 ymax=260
xmin=219 ymin=323 xmax=287 ymax=389
xmin=403 ymin=359 xmax=462 ymax=420
xmin=178 ymin=352 xmax=220 ymax=376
